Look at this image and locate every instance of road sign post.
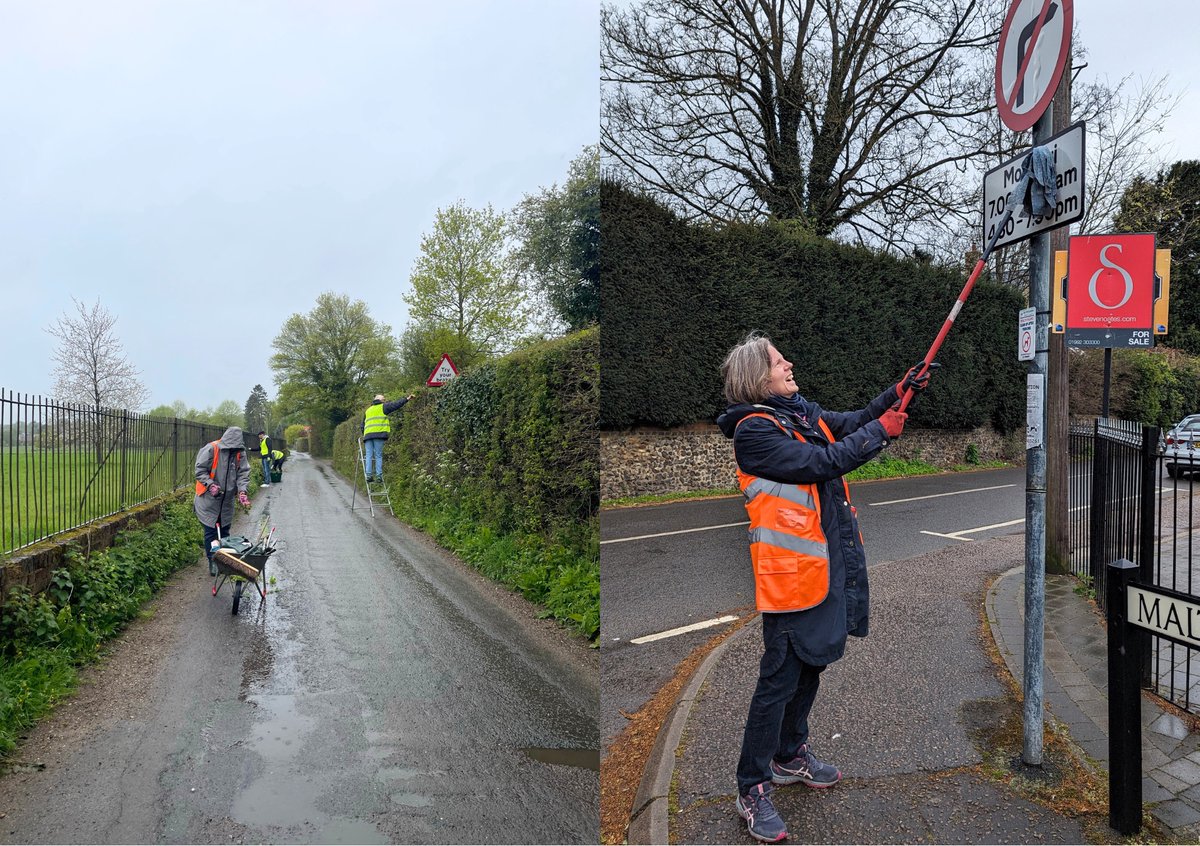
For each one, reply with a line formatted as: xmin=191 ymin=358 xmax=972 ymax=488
xmin=993 ymin=0 xmax=1075 ymax=769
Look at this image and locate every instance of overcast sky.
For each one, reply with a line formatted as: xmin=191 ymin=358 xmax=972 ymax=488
xmin=2 ymin=0 xmax=598 ymax=412
xmin=5 ymin=1 xmax=1198 ymax=414
xmin=1075 ymin=0 xmax=1200 ymax=162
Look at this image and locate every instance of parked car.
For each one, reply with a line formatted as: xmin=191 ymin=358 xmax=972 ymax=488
xmin=1163 ymin=414 xmax=1200 ymax=478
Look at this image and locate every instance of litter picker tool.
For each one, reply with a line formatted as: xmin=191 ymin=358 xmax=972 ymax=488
xmin=896 ymin=145 xmax=1059 ymax=413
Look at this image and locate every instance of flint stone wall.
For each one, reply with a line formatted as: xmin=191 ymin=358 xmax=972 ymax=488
xmin=600 ymin=424 xmax=1024 ymax=501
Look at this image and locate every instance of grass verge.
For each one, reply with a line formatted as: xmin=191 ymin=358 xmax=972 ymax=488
xmin=392 ymin=499 xmax=598 ymax=641
xmin=0 ymin=496 xmax=202 ymax=758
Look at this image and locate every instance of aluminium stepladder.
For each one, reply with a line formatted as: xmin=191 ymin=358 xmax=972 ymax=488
xmin=350 ymin=437 xmax=394 ymax=517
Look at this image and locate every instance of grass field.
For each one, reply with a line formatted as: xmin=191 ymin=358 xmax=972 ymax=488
xmin=0 ymin=445 xmax=206 ymax=554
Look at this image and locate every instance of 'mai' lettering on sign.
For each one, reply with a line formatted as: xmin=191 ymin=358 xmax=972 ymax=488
xmin=1127 ymin=585 xmax=1200 ymax=650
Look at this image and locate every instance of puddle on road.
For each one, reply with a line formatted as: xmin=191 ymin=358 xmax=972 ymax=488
xmin=316 ymin=819 xmax=389 ymax=844
xmin=390 ymin=792 xmax=433 ymax=807
xmin=520 ymin=747 xmax=601 ymax=771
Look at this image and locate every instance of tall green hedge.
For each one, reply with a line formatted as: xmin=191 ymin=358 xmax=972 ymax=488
xmin=602 ymin=180 xmax=1027 ymax=432
xmin=332 ymin=329 xmax=599 ymax=638
xmin=1069 ymin=346 xmax=1200 ymax=428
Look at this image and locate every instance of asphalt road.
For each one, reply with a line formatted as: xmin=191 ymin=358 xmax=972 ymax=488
xmin=600 ymin=465 xmax=1031 ymax=748
xmin=0 ymin=453 xmax=599 ymax=844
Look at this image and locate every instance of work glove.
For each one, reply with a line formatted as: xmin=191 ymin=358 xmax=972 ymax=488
xmin=208 ymin=483 xmax=221 ymax=497
xmin=879 ymin=409 xmax=908 ymax=438
xmin=237 ymin=491 xmax=250 ymax=507
xmin=896 ymin=360 xmax=941 ymax=398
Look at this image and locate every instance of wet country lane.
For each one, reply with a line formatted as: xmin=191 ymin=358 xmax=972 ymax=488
xmin=0 ymin=453 xmax=599 ymax=845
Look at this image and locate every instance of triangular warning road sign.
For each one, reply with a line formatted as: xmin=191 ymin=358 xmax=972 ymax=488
xmin=426 ymin=353 xmax=459 ymax=387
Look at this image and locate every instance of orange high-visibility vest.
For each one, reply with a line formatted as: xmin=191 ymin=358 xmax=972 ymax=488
xmin=195 ymin=441 xmax=242 ymax=495
xmin=734 ymin=411 xmax=853 ymax=613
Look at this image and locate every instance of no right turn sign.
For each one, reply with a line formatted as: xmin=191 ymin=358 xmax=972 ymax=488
xmin=995 ymin=0 xmax=1074 ymax=131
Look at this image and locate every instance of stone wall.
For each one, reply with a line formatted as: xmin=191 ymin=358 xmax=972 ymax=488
xmin=601 ymin=424 xmax=1025 ymax=501
xmin=0 ymin=493 xmax=186 ymax=600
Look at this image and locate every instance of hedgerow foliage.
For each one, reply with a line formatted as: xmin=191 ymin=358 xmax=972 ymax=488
xmin=333 ymin=329 xmax=599 ymax=639
xmin=601 ymin=179 xmax=1027 ymax=432
xmin=1069 ymin=346 xmax=1200 ymax=428
xmin=0 ymin=497 xmax=201 ymax=756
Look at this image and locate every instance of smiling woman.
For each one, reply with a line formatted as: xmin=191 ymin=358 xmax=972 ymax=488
xmin=712 ymin=329 xmax=934 ymax=842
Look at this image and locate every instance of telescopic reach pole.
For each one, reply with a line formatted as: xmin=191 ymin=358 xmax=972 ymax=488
xmin=896 ymin=201 xmax=1019 ymax=414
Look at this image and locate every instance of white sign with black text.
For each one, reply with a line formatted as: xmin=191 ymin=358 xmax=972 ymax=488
xmin=983 ymin=120 xmax=1085 ymax=252
xmin=1026 ymin=373 xmax=1044 ymax=449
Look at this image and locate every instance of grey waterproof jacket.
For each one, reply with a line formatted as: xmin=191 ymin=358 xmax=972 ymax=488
xmin=193 ymin=426 xmax=251 ymax=529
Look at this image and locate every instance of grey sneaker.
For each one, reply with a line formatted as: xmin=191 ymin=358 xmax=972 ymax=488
xmin=771 ymin=743 xmax=841 ymax=787
xmin=208 ymin=559 xmax=217 ymax=577
xmin=735 ymin=781 xmax=788 ymax=842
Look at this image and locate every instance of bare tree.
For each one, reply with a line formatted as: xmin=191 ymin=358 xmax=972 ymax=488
xmin=603 ymin=0 xmax=1004 ymax=247
xmin=46 ymin=297 xmax=149 ymax=412
xmin=931 ymin=64 xmax=1178 ymax=292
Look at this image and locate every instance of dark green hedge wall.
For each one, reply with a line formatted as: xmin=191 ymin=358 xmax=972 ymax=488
xmin=332 ymin=329 xmax=599 ymax=637
xmin=601 ymin=180 xmax=1026 ymax=432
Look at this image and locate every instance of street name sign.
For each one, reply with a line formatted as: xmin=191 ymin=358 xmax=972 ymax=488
xmin=995 ymin=0 xmax=1074 ymax=131
xmin=982 ymin=120 xmax=1085 ymax=251
xmin=1066 ymin=233 xmax=1156 ymax=348
xmin=1128 ymin=583 xmax=1200 ymax=651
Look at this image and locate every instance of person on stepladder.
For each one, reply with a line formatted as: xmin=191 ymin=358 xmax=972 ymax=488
xmin=194 ymin=426 xmax=252 ymax=576
xmin=363 ymin=392 xmax=414 ymax=483
xmin=257 ymin=430 xmax=272 ymax=487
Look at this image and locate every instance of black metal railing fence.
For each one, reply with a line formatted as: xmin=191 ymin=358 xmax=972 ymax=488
xmin=0 ymin=389 xmax=229 ymax=555
xmin=1069 ymin=416 xmax=1200 ymax=713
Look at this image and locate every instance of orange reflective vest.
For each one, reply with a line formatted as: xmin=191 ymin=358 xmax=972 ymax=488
xmin=734 ymin=411 xmax=853 ymax=613
xmin=195 ymin=441 xmax=243 ymax=496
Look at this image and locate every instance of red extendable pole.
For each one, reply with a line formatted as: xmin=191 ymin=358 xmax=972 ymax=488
xmin=897 ymin=202 xmax=1018 ymax=412
xmin=897 ymin=257 xmax=988 ymax=413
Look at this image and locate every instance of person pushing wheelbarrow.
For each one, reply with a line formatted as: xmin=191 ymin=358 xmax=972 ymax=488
xmin=194 ymin=426 xmax=251 ymax=576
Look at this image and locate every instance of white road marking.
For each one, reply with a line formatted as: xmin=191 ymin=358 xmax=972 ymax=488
xmin=868 ymin=484 xmax=1016 ymax=506
xmin=600 ymin=521 xmax=749 ymax=545
xmin=920 ymin=517 xmax=1026 ymax=542
xmin=630 ymin=615 xmax=739 ymax=645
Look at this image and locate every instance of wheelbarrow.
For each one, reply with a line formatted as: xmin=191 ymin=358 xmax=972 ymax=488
xmin=211 ymin=536 xmax=274 ymax=615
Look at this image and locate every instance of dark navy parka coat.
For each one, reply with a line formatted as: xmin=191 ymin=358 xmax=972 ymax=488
xmin=716 ymin=385 xmax=900 ymax=665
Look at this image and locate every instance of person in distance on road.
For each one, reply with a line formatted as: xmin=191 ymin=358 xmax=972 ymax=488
xmin=362 ymin=392 xmax=415 ymax=483
xmin=194 ymin=426 xmax=252 ymax=577
xmin=257 ymin=430 xmax=272 ymax=487
xmin=716 ymin=331 xmax=934 ymax=843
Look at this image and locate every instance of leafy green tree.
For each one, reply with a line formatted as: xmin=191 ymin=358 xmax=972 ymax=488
xmin=512 ymin=145 xmax=599 ymax=331
xmin=1114 ymin=160 xmax=1200 ymax=354
xmin=146 ymin=400 xmax=193 ymax=420
xmin=203 ymin=400 xmax=244 ymax=429
xmin=404 ymin=201 xmax=529 ymax=356
xmin=397 ymin=323 xmax=480 ymax=389
xmin=269 ymin=293 xmax=399 ymax=430
xmin=243 ymin=384 xmax=271 ymax=436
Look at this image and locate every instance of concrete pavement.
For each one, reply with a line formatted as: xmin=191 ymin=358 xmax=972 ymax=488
xmin=629 ymin=533 xmax=1200 ymax=844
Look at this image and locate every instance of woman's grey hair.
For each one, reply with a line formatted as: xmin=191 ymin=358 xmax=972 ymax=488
xmin=721 ymin=331 xmax=773 ymax=405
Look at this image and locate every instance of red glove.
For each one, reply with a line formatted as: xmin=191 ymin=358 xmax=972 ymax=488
xmin=879 ymin=409 xmax=907 ymax=438
xmin=208 ymin=483 xmax=221 ymax=497
xmin=237 ymin=491 xmax=250 ymax=507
